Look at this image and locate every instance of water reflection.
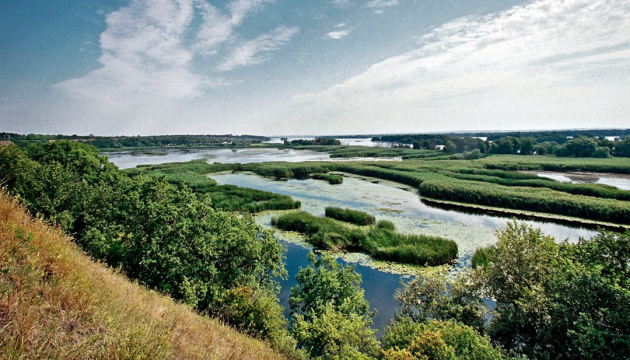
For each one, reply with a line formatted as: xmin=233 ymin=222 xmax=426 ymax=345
xmin=105 ymin=147 xmax=399 ymax=170
xmin=536 ymin=171 xmax=630 ymax=190
xmin=278 ymin=241 xmax=403 ymax=334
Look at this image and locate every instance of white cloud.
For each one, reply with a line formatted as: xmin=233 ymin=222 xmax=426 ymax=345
xmin=365 ymin=0 xmax=399 ymax=8
xmin=326 ymin=29 xmax=351 ymax=39
xmin=218 ymin=26 xmax=299 ymax=71
xmin=334 ymin=22 xmax=347 ymax=28
xmin=56 ymin=0 xmax=290 ymax=106
xmin=282 ymin=0 xmax=630 ymax=134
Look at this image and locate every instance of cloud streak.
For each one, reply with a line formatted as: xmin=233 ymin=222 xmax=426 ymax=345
xmin=218 ymin=26 xmax=299 ymax=71
xmin=284 ymin=0 xmax=630 ymax=134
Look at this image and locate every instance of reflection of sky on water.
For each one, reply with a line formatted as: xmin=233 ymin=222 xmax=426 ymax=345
xmin=278 ymin=241 xmax=403 ymax=335
xmin=537 ymin=171 xmax=630 ymax=190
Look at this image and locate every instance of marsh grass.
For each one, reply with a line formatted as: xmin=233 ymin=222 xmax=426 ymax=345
xmin=311 ymin=173 xmax=343 ymax=185
xmin=272 ymin=212 xmax=457 ymax=266
xmin=325 ymin=206 xmax=375 ymax=225
xmin=0 ymin=192 xmax=284 ymax=360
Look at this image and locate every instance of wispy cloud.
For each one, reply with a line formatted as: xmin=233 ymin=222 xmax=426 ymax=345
xmin=284 ymin=0 xmax=630 ymax=134
xmin=327 ymin=29 xmax=351 ymax=39
xmin=56 ymin=0 xmax=289 ymax=105
xmin=218 ymin=26 xmax=299 ymax=71
xmin=365 ymin=0 xmax=399 ymax=8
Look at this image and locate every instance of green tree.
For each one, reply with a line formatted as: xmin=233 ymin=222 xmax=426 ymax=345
xmin=289 ymin=252 xmax=379 ymax=359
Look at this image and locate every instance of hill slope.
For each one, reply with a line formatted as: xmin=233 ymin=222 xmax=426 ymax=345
xmin=0 ymin=192 xmax=283 ymax=359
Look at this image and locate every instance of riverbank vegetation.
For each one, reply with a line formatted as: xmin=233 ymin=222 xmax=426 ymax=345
xmin=271 ymin=211 xmax=458 ymax=266
xmin=155 ymin=156 xmax=630 ymax=225
xmin=125 ymin=160 xmax=301 ymax=212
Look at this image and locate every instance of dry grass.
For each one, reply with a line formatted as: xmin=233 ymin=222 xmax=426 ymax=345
xmin=0 ymin=191 xmax=285 ymax=360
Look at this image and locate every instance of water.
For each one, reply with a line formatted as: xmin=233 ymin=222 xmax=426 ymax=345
xmin=278 ymin=241 xmax=403 ymax=334
xmin=105 ymin=147 xmax=398 ymax=170
xmin=211 ymin=172 xmax=598 ymax=332
xmin=536 ymin=172 xmax=630 ymax=190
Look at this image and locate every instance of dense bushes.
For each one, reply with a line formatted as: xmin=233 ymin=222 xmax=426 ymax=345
xmin=325 ymin=206 xmax=375 ymax=225
xmin=272 ymin=212 xmax=458 ymax=266
xmin=0 ymin=142 xmax=293 ymax=353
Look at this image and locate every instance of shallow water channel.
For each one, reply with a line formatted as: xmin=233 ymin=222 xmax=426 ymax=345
xmin=534 ymin=171 xmax=630 ymax=190
xmin=211 ymin=172 xmax=597 ymax=332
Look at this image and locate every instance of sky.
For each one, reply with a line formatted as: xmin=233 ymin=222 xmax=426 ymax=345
xmin=0 ymin=0 xmax=629 ymax=136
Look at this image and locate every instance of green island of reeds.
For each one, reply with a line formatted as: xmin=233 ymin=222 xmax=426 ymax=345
xmin=311 ymin=173 xmax=343 ymax=184
xmin=271 ymin=211 xmax=458 ymax=266
xmin=325 ymin=206 xmax=375 ymax=225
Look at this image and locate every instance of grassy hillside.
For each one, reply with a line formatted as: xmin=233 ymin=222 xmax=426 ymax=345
xmin=0 ymin=192 xmax=283 ymax=360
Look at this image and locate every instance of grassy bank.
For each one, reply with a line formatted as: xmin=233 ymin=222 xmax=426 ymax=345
xmin=271 ymin=212 xmax=457 ymax=266
xmin=0 ymin=193 xmax=283 ymax=360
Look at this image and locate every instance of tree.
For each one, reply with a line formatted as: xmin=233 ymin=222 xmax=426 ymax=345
xmin=289 ymin=252 xmax=379 ymax=359
xmin=382 ymin=320 xmax=503 ymax=360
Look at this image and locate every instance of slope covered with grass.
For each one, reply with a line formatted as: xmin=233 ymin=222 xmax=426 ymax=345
xmin=0 ymin=192 xmax=283 ymax=360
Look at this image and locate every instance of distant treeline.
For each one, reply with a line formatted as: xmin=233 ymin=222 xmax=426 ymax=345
xmin=1 ymin=132 xmax=269 ymax=149
xmin=372 ymin=129 xmax=630 ymax=143
xmin=283 ymin=138 xmax=341 ymax=146
xmin=370 ymin=132 xmax=630 ymax=158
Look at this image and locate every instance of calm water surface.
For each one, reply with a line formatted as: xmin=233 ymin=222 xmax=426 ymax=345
xmin=105 ymin=147 xmax=399 ymax=170
xmin=536 ymin=171 xmax=630 ymax=190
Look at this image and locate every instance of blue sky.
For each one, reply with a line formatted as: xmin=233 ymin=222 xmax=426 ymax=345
xmin=1 ymin=0 xmax=629 ymax=136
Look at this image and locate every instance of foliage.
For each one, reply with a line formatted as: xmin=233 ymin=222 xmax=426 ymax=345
xmin=382 ymin=320 xmax=503 ymax=360
xmin=0 ymin=192 xmax=284 ymax=360
xmin=392 ymin=267 xmax=488 ymax=333
xmin=0 ymin=142 xmax=295 ymax=353
xmin=289 ymin=252 xmax=379 ymax=359
xmin=471 ymin=245 xmax=496 ymax=269
xmin=312 ymin=173 xmax=344 ymax=184
xmin=273 ymin=212 xmax=458 ymax=266
xmin=480 ymin=221 xmax=630 ymax=359
xmin=325 ymin=206 xmax=376 ymax=225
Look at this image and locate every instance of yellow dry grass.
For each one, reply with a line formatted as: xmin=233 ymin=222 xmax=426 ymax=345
xmin=0 ymin=192 xmax=285 ymax=359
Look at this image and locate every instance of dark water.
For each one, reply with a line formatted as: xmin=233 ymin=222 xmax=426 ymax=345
xmin=278 ymin=241 xmax=404 ymax=334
